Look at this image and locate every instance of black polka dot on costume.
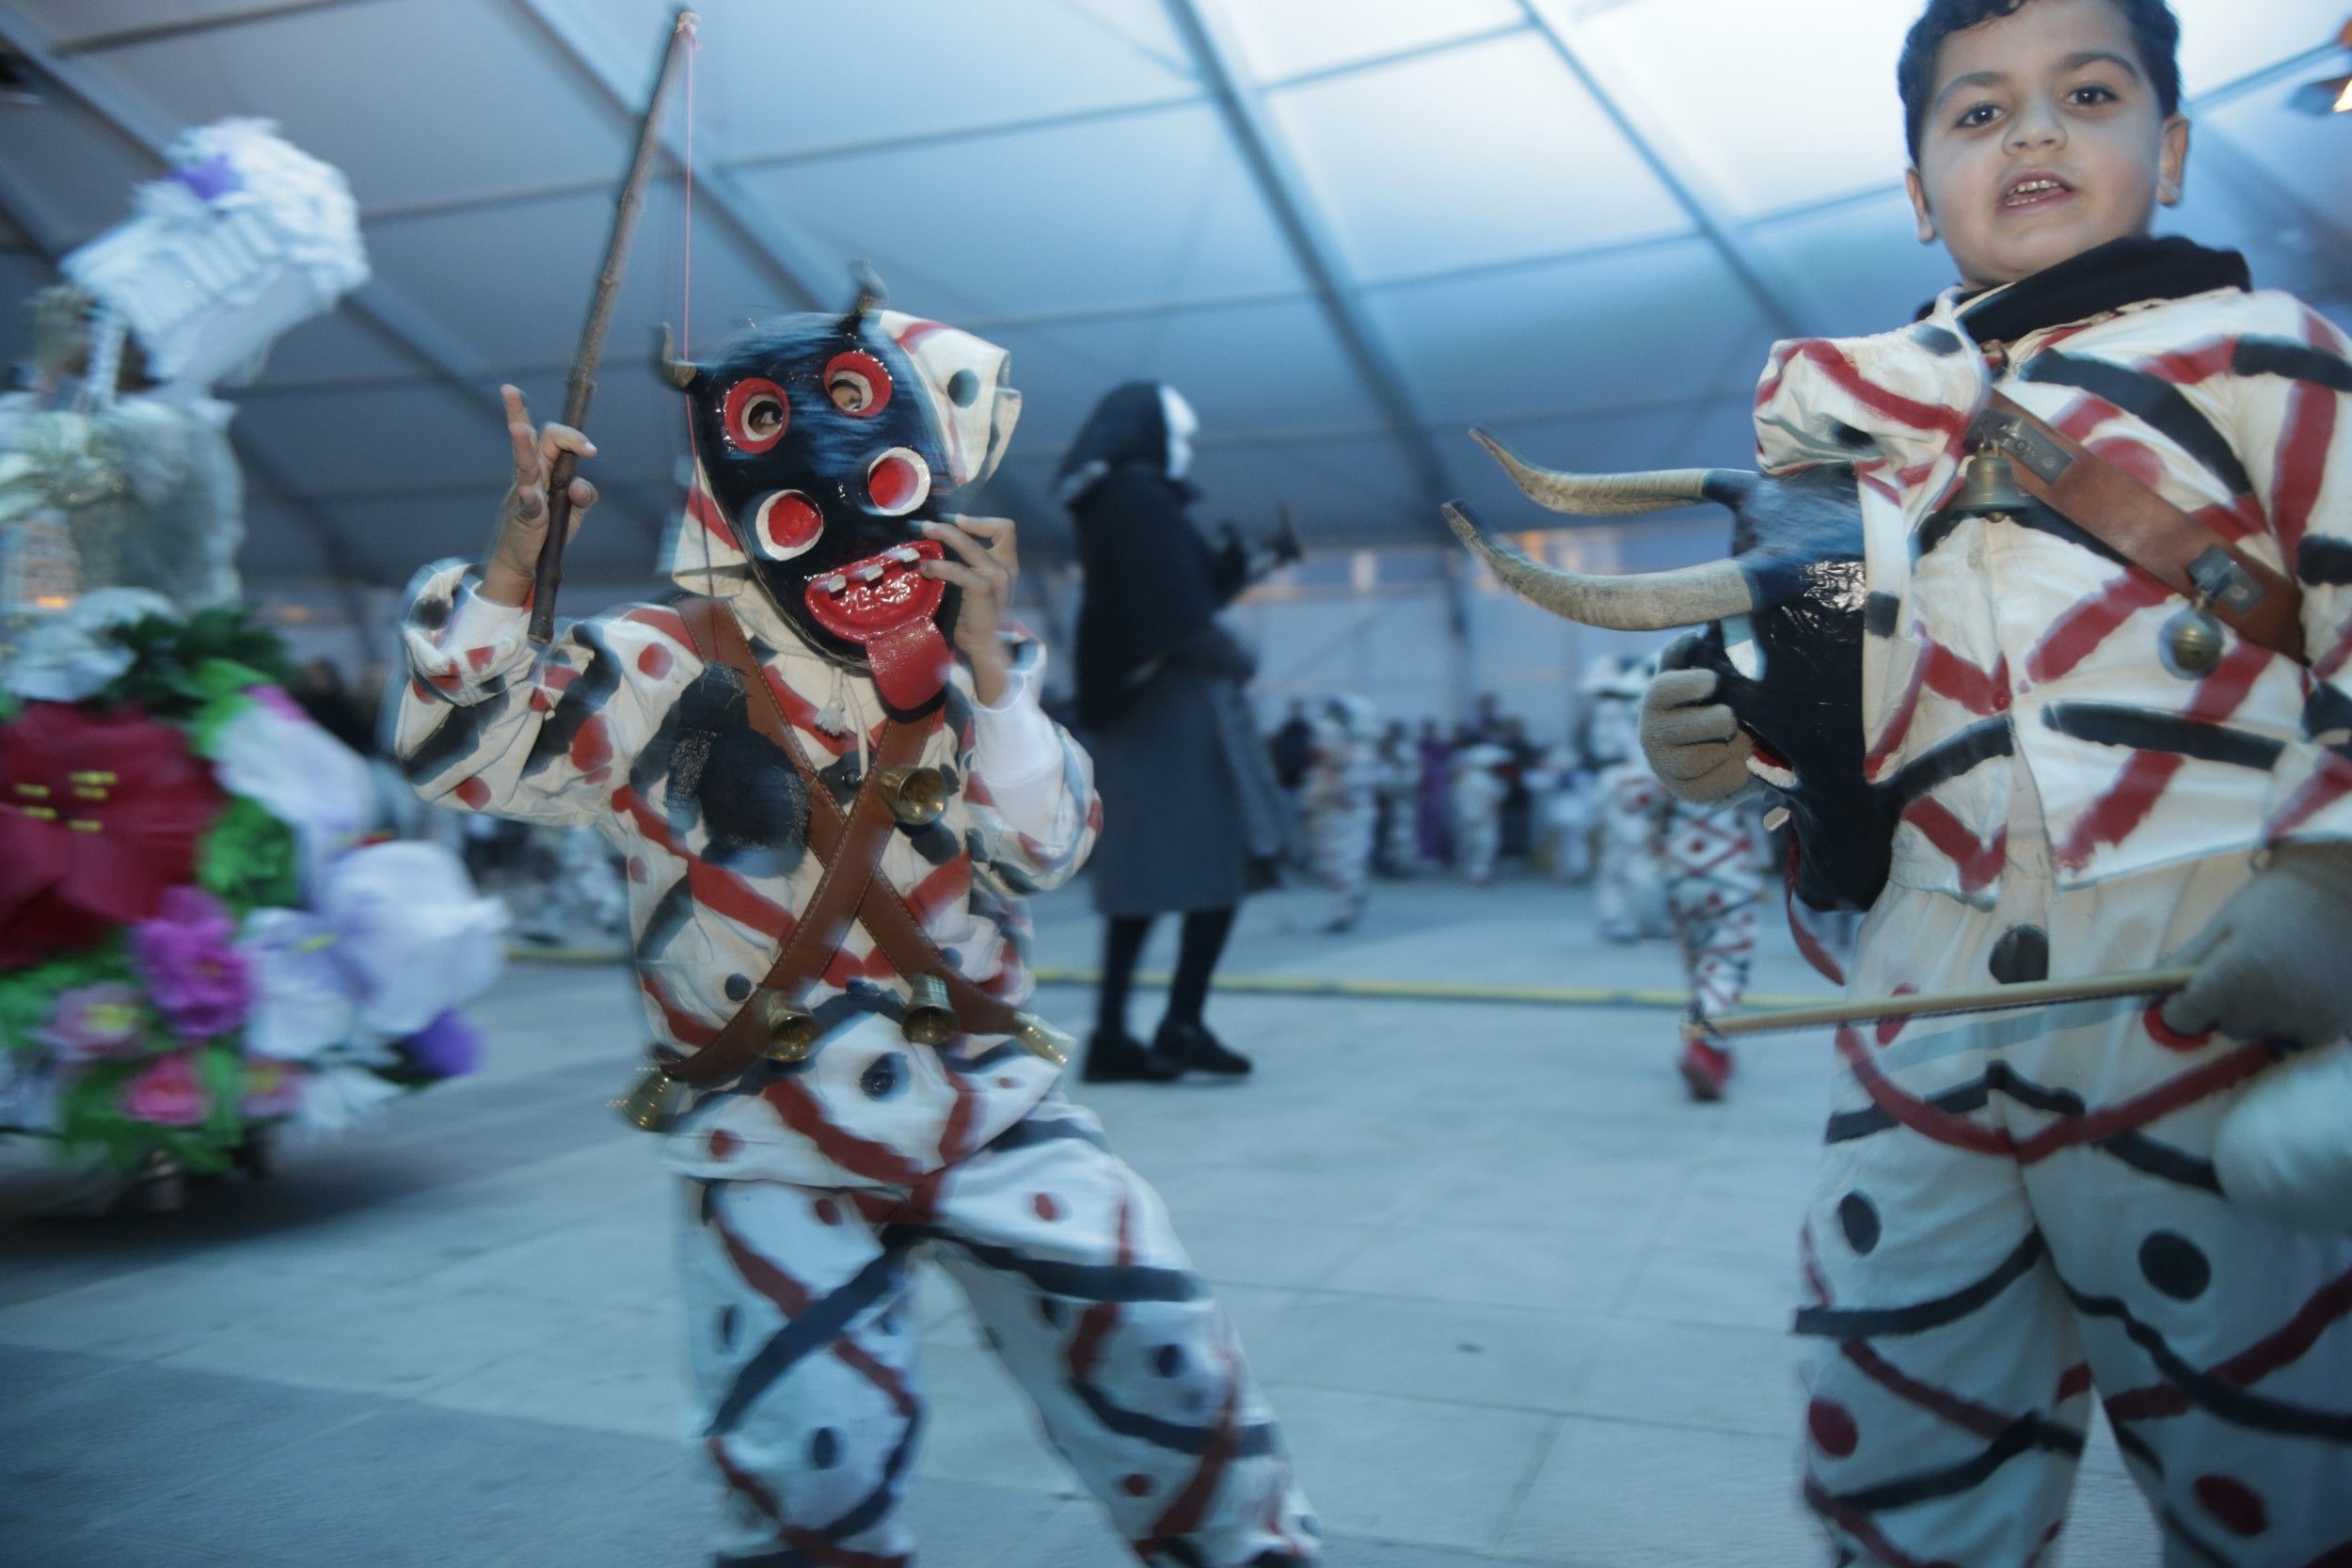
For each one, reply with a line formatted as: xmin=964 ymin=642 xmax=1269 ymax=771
xmin=717 ymin=1306 xmax=739 ymax=1350
xmin=946 ymin=369 xmax=979 ymax=407
xmin=1039 ymin=1297 xmax=1065 ymax=1327
xmin=1837 ymin=1193 xmax=1882 ymax=1255
xmin=809 ymin=1427 xmax=841 ymax=1469
xmin=1988 ymin=925 xmax=2049 ymax=985
xmin=1152 ymin=1344 xmax=1184 ymax=1377
xmin=861 ymin=1053 xmax=905 ymax=1099
xmin=724 ymin=973 xmax=753 ymax=1002
xmin=2140 ymin=1230 xmax=2211 ymax=1300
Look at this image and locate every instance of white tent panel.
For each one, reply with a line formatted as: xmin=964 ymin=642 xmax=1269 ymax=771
xmin=1182 ymin=431 xmax=1425 ymax=540
xmin=0 ymin=97 xmax=160 ymax=246
xmin=235 ymin=380 xmax=515 ymax=498
xmin=90 ymin=0 xmax=629 ymax=214
xmin=1748 ymin=190 xmax=1953 ymax=337
xmin=2173 ymin=0 xmax=2344 ymax=95
xmin=1269 ymin=30 xmax=1692 ymax=282
xmin=9 ymin=0 xmax=294 ymax=47
xmin=731 ymin=103 xmax=1307 ymax=319
xmin=1223 ymin=0 xmax=1524 ymax=84
xmin=1367 ymin=238 xmax=1772 ymax=423
xmin=1575 ymin=0 xmax=1919 ymax=219
xmin=978 ymin=295 xmax=1380 ymax=453
xmin=501 ymin=362 xmax=691 ymax=489
xmin=250 ymin=309 xmax=440 ymax=390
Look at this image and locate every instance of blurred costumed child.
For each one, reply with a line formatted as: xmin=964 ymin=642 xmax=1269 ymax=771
xmin=1449 ymin=733 xmax=1514 ymax=885
xmin=391 ymin=308 xmax=1316 ymax=1567
xmin=1301 ymin=694 xmax=1380 ymax=932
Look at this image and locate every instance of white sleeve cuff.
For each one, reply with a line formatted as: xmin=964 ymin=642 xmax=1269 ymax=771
xmin=443 ymin=585 xmax=530 ymax=655
xmin=970 ymin=661 xmax=1062 ymax=797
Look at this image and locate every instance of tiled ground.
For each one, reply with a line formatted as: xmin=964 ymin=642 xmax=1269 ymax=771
xmin=0 ymin=873 xmax=2160 ymax=1566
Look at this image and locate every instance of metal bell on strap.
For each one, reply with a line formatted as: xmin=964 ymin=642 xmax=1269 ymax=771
xmin=1947 ymin=445 xmax=2033 ymax=516
xmin=761 ymin=992 xmax=819 ymax=1064
xmin=1010 ymin=1013 xmax=1074 ymax=1068
xmin=902 ymin=974 xmax=960 ymax=1046
xmin=878 ymin=765 xmax=948 ymax=829
xmin=614 ymin=1059 xmax=687 ymax=1132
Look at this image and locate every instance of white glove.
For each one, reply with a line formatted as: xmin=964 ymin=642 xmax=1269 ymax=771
xmin=1639 ymin=668 xmax=1752 ymax=804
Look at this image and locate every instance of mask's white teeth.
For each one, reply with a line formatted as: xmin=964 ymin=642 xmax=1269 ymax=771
xmin=888 ymin=546 xmax=921 ymax=564
xmin=854 ymin=562 xmax=886 ymax=583
xmin=823 ymin=575 xmax=848 ymax=594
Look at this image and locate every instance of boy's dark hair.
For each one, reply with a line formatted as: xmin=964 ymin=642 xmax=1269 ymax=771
xmin=1898 ymin=0 xmax=2182 ymax=163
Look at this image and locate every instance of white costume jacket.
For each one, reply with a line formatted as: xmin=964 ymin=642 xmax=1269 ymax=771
xmin=1754 ymin=283 xmax=2352 ymax=902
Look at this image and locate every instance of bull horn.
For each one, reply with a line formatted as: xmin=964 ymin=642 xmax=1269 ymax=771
xmin=1443 ymin=501 xmax=1756 ymax=631
xmin=839 ymin=260 xmax=887 ymax=333
xmin=1470 ymin=428 xmax=1752 ymax=515
xmin=654 ymin=325 xmax=700 ymax=389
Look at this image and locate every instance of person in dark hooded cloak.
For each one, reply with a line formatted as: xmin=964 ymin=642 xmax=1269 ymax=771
xmin=1061 ymin=382 xmax=1289 ymax=1083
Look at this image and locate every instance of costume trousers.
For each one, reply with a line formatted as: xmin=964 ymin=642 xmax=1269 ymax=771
xmin=1800 ymin=813 xmax=2352 ymax=1566
xmin=680 ymin=1097 xmax=1319 ymax=1567
xmin=1659 ymin=798 xmax=1762 ymax=1022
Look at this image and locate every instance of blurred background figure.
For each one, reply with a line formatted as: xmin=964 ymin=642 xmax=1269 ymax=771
xmin=1267 ymin=697 xmax=1313 ymax=843
xmin=1373 ymin=719 xmax=1424 ymax=878
xmin=1414 ymin=717 xmax=1453 ymax=868
xmin=1581 ymin=656 xmax=1671 ymax=940
xmin=1657 ymin=792 xmax=1766 ymax=1101
xmin=1063 ymin=382 xmax=1285 ymax=1084
xmin=1301 ymin=694 xmax=1381 ymax=933
xmin=1448 ymin=730 xmax=1513 ymax=886
xmin=290 ymin=656 xmax=373 ymax=754
xmin=1534 ymin=745 xmax=1597 ymax=884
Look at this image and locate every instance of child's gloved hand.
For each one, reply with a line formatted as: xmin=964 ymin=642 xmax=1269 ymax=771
xmin=1640 ymin=666 xmax=1752 ymax=803
xmin=481 ymin=383 xmax=598 ymax=609
xmin=2162 ymin=844 xmax=2352 ymax=1048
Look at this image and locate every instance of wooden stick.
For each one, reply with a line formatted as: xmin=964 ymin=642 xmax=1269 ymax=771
xmin=530 ymin=8 xmax=699 ymax=645
xmin=1685 ymin=966 xmax=2200 ymax=1041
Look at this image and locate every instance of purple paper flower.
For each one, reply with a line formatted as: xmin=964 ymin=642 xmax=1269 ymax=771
xmin=135 ymin=887 xmax=252 ymax=1042
xmin=398 ymin=1009 xmax=482 ymax=1081
xmin=122 ymin=1052 xmax=210 ymax=1127
xmin=246 ymin=685 xmax=307 ymax=722
xmin=38 ymin=982 xmax=149 ymax=1062
xmin=170 ymin=151 xmax=241 ymax=203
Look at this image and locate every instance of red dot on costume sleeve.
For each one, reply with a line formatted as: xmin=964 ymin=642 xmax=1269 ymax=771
xmin=454 ymin=777 xmax=492 ymax=810
xmin=1031 ymin=1193 xmax=1063 ymax=1222
xmin=638 ymin=643 xmax=674 ymax=679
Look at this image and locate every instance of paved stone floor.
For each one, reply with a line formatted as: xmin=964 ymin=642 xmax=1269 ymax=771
xmin=0 ymin=872 xmax=2161 ymax=1566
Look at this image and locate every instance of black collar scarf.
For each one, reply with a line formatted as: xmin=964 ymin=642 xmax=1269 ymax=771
xmin=1930 ymin=235 xmax=2251 ymax=345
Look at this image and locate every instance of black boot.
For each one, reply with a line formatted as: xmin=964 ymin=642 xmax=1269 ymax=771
xmin=1082 ymin=1027 xmax=1187 ymax=1084
xmin=1157 ymin=1020 xmax=1252 ymax=1077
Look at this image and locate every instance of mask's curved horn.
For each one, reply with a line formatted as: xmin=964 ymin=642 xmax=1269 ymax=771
xmin=1470 ymin=428 xmax=1754 ymax=515
xmin=838 ymin=260 xmax=887 ymax=334
xmin=654 ymin=325 xmax=700 ymax=390
xmin=1443 ymin=501 xmax=1756 ymax=631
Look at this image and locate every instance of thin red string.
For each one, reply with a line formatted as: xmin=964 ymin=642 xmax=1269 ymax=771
xmin=680 ymin=24 xmax=697 ymax=356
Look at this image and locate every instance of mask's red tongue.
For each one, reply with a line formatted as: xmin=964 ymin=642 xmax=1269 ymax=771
xmin=867 ymin=620 xmax=950 ymax=711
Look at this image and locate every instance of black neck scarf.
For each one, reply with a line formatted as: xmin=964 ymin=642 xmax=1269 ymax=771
xmin=1931 ymin=234 xmax=2251 ymax=345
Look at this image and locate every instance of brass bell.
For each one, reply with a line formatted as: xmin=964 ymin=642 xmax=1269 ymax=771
xmin=614 ymin=1060 xmax=688 ymax=1132
xmin=878 ymin=765 xmax=949 ymax=828
xmin=761 ymin=991 xmax=820 ymax=1064
xmin=902 ymin=974 xmax=960 ymax=1046
xmin=2161 ymin=597 xmax=2227 ymax=679
xmin=1947 ymin=446 xmax=2033 ymax=516
xmin=1011 ymin=1013 xmax=1073 ymax=1068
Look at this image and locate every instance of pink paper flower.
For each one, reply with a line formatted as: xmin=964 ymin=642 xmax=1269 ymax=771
xmin=122 ymin=1052 xmax=210 ymax=1127
xmin=135 ymin=887 xmax=252 ymax=1042
xmin=38 ymin=982 xmax=149 ymax=1062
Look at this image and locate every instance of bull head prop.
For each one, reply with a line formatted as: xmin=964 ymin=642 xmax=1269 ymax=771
xmin=659 ymin=280 xmax=1013 ymax=713
xmin=1444 ymin=432 xmax=1888 ymax=911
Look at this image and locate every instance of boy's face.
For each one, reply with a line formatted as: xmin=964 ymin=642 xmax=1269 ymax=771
xmin=1905 ymin=0 xmax=2188 ymax=291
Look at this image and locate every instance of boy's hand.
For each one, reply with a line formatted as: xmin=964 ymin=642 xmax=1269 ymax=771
xmin=481 ymin=384 xmax=598 ymax=608
xmin=921 ymin=515 xmax=1017 ymax=705
xmin=2162 ymin=845 xmax=2352 ymax=1049
xmin=1640 ymin=667 xmax=1752 ymax=803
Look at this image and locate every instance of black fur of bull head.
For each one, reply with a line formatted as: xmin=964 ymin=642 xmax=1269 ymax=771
xmin=1444 ymin=432 xmax=1888 ymax=911
xmin=660 ymin=293 xmax=961 ymax=711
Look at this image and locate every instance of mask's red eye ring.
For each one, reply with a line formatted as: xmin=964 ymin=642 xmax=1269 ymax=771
xmin=823 ymin=351 xmax=893 ymax=417
xmin=723 ymin=378 xmax=789 ymax=452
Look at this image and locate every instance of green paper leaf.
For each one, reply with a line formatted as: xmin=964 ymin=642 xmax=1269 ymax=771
xmin=197 ymin=797 xmax=299 ymax=915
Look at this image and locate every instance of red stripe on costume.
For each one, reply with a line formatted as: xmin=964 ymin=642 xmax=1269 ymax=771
xmin=1803 ymin=1478 xmax=1963 ymax=1568
xmin=755 ymin=664 xmax=853 ymax=757
xmin=685 ymin=481 xmax=732 ymax=542
xmin=1142 ymin=1345 xmax=1244 ymax=1548
xmin=2267 ymin=310 xmax=2344 ymax=559
xmin=640 ymin=972 xmax=719 ymax=1046
xmin=1840 ymin=1341 xmax=2015 ymax=1440
xmin=717 ymin=1213 xmax=924 ymax=1418
xmin=2012 ymin=1042 xmax=2274 ymax=1166
xmin=2268 ymin=752 xmax=2352 ymax=839
xmin=1065 ymin=1196 xmax=1134 ymax=1381
xmin=612 ymin=784 xmax=795 ymax=934
xmin=619 ymin=603 xmax=692 ymax=648
xmin=2056 ymin=1363 xmax=2093 ymax=1402
xmin=2105 ymin=1263 xmax=2352 ymax=1423
xmin=903 ymin=852 xmax=970 ymax=929
xmin=1866 ymin=642 xmax=2010 ymax=776
xmin=705 ymin=1436 xmax=911 ymax=1568
xmin=2026 ymin=572 xmax=2174 ymax=682
xmin=1836 ymin=1024 xmax=2015 ymax=1155
xmin=1785 ymin=340 xmax=1974 ymax=440
xmin=2133 ymin=337 xmax=2239 ymax=389
xmin=1898 ymin=799 xmax=2008 ymax=893
xmin=757 ymin=1078 xmax=928 ymax=1185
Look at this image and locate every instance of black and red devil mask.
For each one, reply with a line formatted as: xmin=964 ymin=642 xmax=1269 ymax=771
xmin=660 ymin=302 xmax=1019 ymax=711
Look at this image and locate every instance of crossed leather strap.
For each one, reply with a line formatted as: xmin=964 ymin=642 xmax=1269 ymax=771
xmin=1974 ymin=390 xmax=2307 ymax=665
xmin=657 ymin=596 xmax=1023 ymax=1087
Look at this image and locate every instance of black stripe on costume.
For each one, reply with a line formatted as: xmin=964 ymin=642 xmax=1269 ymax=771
xmin=983 ymin=1115 xmax=1113 ymax=1156
xmin=399 ymin=689 xmax=514 ymax=786
xmin=1071 ymin=1378 xmax=1280 ymax=1459
xmin=2104 ymin=1425 xmax=2239 ymax=1568
xmin=1826 ymin=1079 xmax=1991 ymax=1142
xmin=822 ymin=1404 xmax=922 ymax=1543
xmin=2059 ymin=1276 xmax=2352 ymax=1440
xmin=522 ymin=622 xmax=626 ymax=784
xmin=632 ymin=875 xmax=698 ymax=964
xmin=1824 ymin=1068 xmax=2219 ymax=1191
xmin=2306 ymin=686 xmax=2352 ymax=759
xmin=1888 ymin=719 xmax=2014 ymax=808
xmin=706 ymin=1249 xmax=906 ymax=1439
xmin=2040 ymin=705 xmax=2283 ymax=771
xmin=914 ymin=1230 xmax=1204 ymax=1305
xmin=2235 ymin=337 xmax=2352 ymax=395
xmin=2019 ymin=354 xmax=2252 ymax=497
xmin=1794 ymin=1232 xmax=2044 ymax=1338
xmin=1819 ymin=1414 xmax=2084 ymax=1513
xmin=2300 ymin=537 xmax=2352 ymax=589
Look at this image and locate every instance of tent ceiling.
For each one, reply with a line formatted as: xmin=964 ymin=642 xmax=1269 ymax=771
xmin=0 ymin=0 xmax=2343 ymax=597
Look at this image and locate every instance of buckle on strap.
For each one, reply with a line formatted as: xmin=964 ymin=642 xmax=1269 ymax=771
xmin=2187 ymin=546 xmax=2266 ymax=614
xmin=1967 ymin=408 xmax=2072 ymax=484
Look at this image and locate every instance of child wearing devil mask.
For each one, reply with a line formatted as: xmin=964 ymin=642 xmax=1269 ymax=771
xmin=390 ymin=301 xmax=1318 ymax=1567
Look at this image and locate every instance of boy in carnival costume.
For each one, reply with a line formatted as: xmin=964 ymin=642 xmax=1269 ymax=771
xmin=1627 ymin=0 xmax=2352 ymax=1560
xmin=390 ymin=302 xmax=1316 ymax=1566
